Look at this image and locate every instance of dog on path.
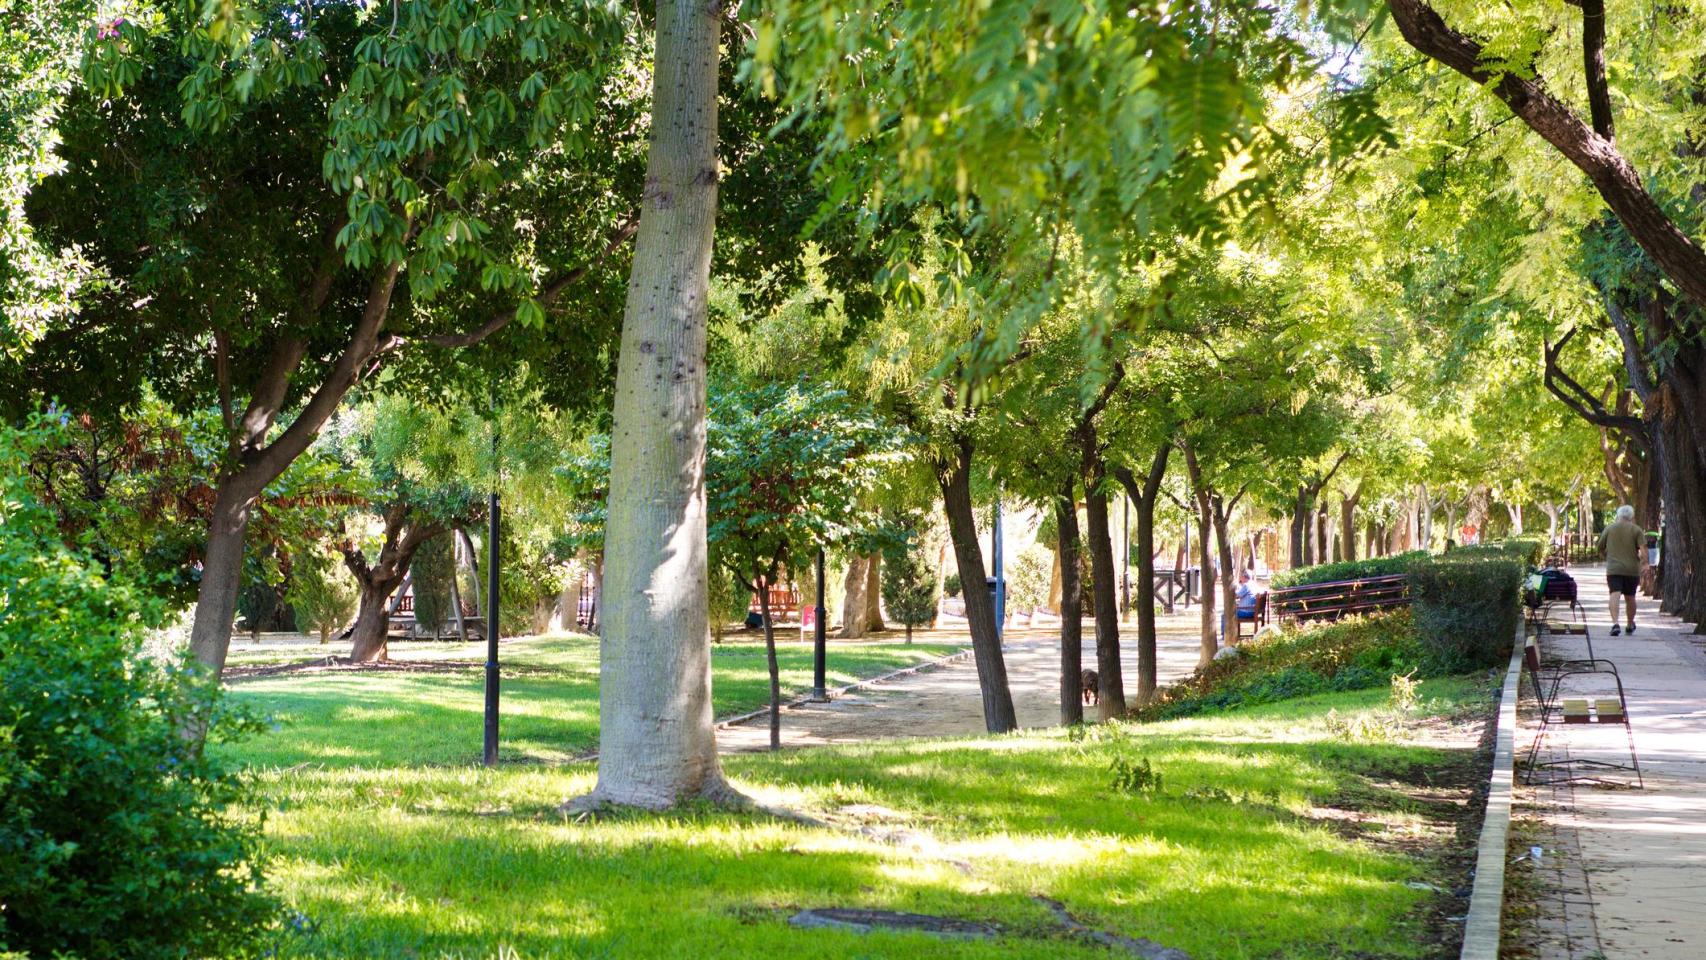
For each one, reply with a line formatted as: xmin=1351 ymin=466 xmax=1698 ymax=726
xmin=1081 ymin=669 xmax=1099 ymax=706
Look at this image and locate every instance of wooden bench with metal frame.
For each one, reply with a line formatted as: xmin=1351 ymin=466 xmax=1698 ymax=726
xmin=1269 ymin=573 xmax=1410 ymax=625
xmin=1519 ymin=629 xmax=1642 ymax=788
xmin=1235 ymin=592 xmax=1268 ymax=642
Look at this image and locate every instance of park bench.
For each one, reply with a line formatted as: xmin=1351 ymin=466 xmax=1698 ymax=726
xmin=1153 ymin=568 xmax=1196 ymax=614
xmin=388 ymin=595 xmax=487 ymax=641
xmin=1268 ymin=573 xmax=1409 ymax=624
xmin=1520 ymin=624 xmax=1642 ymax=788
xmin=748 ymin=582 xmax=802 ymax=622
xmin=1235 ymin=592 xmax=1268 ymax=642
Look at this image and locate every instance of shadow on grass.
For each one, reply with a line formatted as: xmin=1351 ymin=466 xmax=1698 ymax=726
xmin=257 ymin=681 xmax=1487 ymax=959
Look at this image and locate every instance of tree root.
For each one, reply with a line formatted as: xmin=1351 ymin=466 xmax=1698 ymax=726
xmin=1032 ymin=896 xmax=1192 ymax=960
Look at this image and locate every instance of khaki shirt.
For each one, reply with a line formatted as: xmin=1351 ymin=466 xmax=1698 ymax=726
xmin=1599 ymin=520 xmax=1645 ymax=577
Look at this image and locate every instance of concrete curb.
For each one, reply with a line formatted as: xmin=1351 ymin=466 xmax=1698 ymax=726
xmin=1460 ymin=626 xmax=1527 ymax=960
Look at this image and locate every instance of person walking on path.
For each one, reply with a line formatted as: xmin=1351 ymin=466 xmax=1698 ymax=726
xmin=1599 ymin=504 xmax=1644 ymax=636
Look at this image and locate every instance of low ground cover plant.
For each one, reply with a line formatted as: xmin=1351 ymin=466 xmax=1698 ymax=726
xmin=1137 ymin=610 xmax=1429 ymax=719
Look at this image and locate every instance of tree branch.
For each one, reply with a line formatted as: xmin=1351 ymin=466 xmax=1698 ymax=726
xmin=420 ymin=215 xmax=640 ymax=349
xmin=1602 ymin=295 xmax=1657 ymax=403
xmin=1543 ymin=329 xmax=1644 ymax=431
xmin=240 ymin=259 xmax=406 ymax=492
xmin=1576 ymin=0 xmax=1614 ymax=139
xmin=1386 ymin=0 xmax=1706 ymax=307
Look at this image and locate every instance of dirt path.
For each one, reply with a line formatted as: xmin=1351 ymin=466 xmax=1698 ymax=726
xmin=718 ymin=608 xmax=1218 ymax=752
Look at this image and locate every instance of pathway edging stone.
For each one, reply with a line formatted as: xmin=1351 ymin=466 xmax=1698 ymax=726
xmin=1461 ymin=623 xmax=1526 ymax=960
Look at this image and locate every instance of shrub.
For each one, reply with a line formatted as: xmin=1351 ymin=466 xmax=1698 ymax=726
xmin=1006 ymin=544 xmax=1052 ymax=612
xmin=1270 ymin=551 xmax=1428 ymax=589
xmin=706 ymin=560 xmax=751 ymax=642
xmin=943 ymin=571 xmax=962 ymax=597
xmin=1501 ymin=536 xmax=1548 ymax=567
xmin=287 ymin=547 xmax=358 ymax=644
xmin=1139 ymin=610 xmax=1426 ymax=719
xmin=410 ymin=532 xmax=457 ymax=636
xmin=1408 ymin=553 xmax=1523 ymax=672
xmin=0 ymin=427 xmax=274 ymax=959
xmin=880 ymin=546 xmax=938 ymax=642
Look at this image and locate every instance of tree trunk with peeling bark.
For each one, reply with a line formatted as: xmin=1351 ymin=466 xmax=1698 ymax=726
xmin=577 ymin=0 xmax=732 ymax=810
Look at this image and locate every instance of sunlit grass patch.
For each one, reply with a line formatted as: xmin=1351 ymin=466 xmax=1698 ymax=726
xmin=240 ymin=677 xmax=1490 ymax=959
xmin=225 ymin=635 xmax=963 ymax=768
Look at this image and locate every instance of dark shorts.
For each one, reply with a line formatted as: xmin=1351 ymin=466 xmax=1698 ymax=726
xmin=1235 ymin=609 xmax=1256 ymax=620
xmin=1607 ymin=574 xmax=1639 ymax=597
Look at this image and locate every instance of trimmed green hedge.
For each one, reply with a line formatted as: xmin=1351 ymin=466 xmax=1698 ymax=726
xmin=1271 ymin=551 xmax=1428 ymax=589
xmin=1408 ymin=553 xmax=1524 ymax=672
xmin=1448 ymin=536 xmax=1546 ymax=568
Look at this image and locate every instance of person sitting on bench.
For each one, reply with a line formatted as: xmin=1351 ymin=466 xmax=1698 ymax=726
xmin=1599 ymin=504 xmax=1644 ymax=636
xmin=1234 ymin=571 xmax=1258 ymax=629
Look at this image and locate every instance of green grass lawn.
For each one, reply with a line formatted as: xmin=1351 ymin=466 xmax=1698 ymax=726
xmin=225 ymin=633 xmax=964 ymax=766
xmin=231 ymin=668 xmax=1492 ymax=959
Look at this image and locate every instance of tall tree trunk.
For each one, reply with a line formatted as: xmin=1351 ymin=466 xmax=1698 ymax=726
xmin=937 ymin=437 xmax=1018 ymax=732
xmin=838 ymin=556 xmax=870 ymax=638
xmin=1340 ymin=485 xmax=1361 ymax=562
xmin=187 ymin=263 xmax=405 ymax=680
xmin=1195 ymin=496 xmax=1217 ymax=663
xmin=189 ymin=481 xmax=261 ymax=674
xmin=1114 ymin=444 xmax=1171 ymax=706
xmin=1213 ymin=495 xmax=1239 ymax=646
xmin=580 ymin=0 xmax=730 ymax=810
xmin=1055 ymin=478 xmax=1084 ymax=726
xmin=1416 ymin=485 xmax=1432 ymax=552
xmin=1290 ymin=488 xmax=1312 ymax=568
xmin=1316 ymin=505 xmax=1332 ymax=564
xmin=864 ymin=554 xmax=885 ymax=631
xmin=1184 ymin=457 xmax=1218 ymax=666
xmin=1083 ymin=462 xmax=1124 ymax=719
xmin=1657 ymin=400 xmax=1706 ymax=624
xmin=758 ymin=575 xmax=781 ymax=751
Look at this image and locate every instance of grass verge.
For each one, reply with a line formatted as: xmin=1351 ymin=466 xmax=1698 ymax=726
xmin=238 ymin=674 xmax=1494 ymax=959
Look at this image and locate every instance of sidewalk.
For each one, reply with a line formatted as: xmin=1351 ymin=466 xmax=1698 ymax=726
xmin=1518 ymin=566 xmax=1706 ymax=958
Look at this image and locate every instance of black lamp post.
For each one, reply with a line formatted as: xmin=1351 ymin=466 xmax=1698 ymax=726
xmin=483 ymin=424 xmax=501 ymax=768
xmin=811 ymin=547 xmax=827 ymax=700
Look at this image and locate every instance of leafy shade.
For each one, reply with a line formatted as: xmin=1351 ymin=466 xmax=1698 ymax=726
xmin=751 ymin=0 xmax=1391 ymax=379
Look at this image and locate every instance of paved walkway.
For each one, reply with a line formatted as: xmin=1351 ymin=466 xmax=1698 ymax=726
xmin=1519 ymin=565 xmax=1706 ymax=959
xmin=717 ymin=608 xmax=1216 ymax=752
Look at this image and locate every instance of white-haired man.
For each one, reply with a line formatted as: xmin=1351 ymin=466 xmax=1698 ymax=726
xmin=1599 ymin=504 xmax=1644 ymax=635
